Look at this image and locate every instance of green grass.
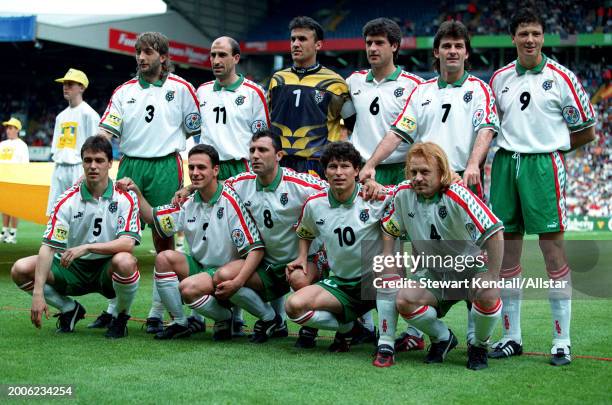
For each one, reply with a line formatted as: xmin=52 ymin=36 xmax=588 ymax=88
xmin=1 ymin=222 xmax=611 ymax=404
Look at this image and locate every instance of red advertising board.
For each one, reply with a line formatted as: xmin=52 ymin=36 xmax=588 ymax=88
xmin=108 ymin=28 xmax=211 ymax=69
xmin=241 ymin=36 xmax=417 ymax=54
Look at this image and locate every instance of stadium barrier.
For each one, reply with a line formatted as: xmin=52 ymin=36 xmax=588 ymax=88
xmin=567 ymin=216 xmax=612 ymax=232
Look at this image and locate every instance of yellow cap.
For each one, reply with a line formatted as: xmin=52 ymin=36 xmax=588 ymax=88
xmin=2 ymin=117 xmax=22 ymax=131
xmin=55 ymin=68 xmax=89 ymax=88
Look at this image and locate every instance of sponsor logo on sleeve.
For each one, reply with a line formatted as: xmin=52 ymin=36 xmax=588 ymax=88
xmin=185 ymin=112 xmax=201 ymax=131
xmin=160 ymin=215 xmax=175 ymax=234
xmin=107 ymin=114 xmax=122 ymax=128
xmin=250 ymin=120 xmax=268 ymax=134
xmin=397 ymin=115 xmax=417 ymax=134
xmin=54 ymin=225 xmax=69 ymax=242
xmin=231 ymin=228 xmax=246 ymax=246
xmin=562 ymin=106 xmax=580 ymax=125
xmin=472 ymin=109 xmax=484 ymax=127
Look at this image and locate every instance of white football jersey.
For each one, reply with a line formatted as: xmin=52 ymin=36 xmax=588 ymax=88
xmin=153 ymin=184 xmax=263 ymax=267
xmin=0 ymin=138 xmax=29 ymax=163
xmin=43 ymin=180 xmax=141 ymax=260
xmin=296 ymin=184 xmax=392 ymax=280
xmin=197 ymin=75 xmax=270 ymax=161
xmin=226 ymin=167 xmax=327 ymax=264
xmin=344 ymin=67 xmax=422 ymax=163
xmin=100 ymin=73 xmax=201 ymax=158
xmin=390 ymin=72 xmax=499 ymax=171
xmin=382 ymin=182 xmax=503 ymax=264
xmin=490 ymin=55 xmax=596 ymax=153
xmin=52 ymin=101 xmax=100 ymax=164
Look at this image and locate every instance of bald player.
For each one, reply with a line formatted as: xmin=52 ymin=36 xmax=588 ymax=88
xmin=197 ymin=36 xmax=270 ymax=181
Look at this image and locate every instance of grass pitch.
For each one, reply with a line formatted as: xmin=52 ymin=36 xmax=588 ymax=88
xmin=1 ymin=222 xmax=611 ymax=404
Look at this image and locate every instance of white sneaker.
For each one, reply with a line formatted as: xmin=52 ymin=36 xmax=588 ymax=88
xmin=4 ymin=235 xmax=17 ymax=244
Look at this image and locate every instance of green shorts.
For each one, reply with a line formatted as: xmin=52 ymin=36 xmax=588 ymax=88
xmin=410 ymin=267 xmax=485 ymax=317
xmin=317 ymin=275 xmax=375 ymax=323
xmin=51 ymin=256 xmax=114 ymax=298
xmin=490 ymin=148 xmax=567 ymax=234
xmin=185 ymin=254 xmax=217 ymax=277
xmin=256 ymin=262 xmax=290 ymax=302
xmin=375 ymin=162 xmax=406 ymax=186
xmin=219 ymin=159 xmax=250 ymax=181
xmin=117 ymin=153 xmax=183 ymax=208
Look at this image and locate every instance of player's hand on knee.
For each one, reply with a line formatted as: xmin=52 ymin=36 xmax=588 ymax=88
xmin=215 ymin=279 xmax=242 ymax=300
xmin=31 ymin=295 xmax=49 ymax=329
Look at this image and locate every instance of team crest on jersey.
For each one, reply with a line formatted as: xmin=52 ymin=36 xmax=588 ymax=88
xmin=394 ymin=87 xmax=404 ymax=97
xmin=108 ymin=201 xmax=118 ymax=214
xmin=463 ymin=91 xmax=473 ymax=103
xmin=117 ymin=216 xmax=126 ymax=231
xmin=53 ymin=225 xmax=68 ymax=242
xmin=313 ymin=90 xmax=325 ymax=104
xmin=359 ymin=209 xmax=370 ymax=223
xmin=562 ymin=106 xmax=580 ymax=125
xmin=166 ymin=90 xmax=175 ymax=102
xmin=472 ymin=109 xmax=484 ymax=127
xmin=465 ymin=223 xmax=477 ymax=241
xmin=438 ymin=205 xmax=448 ymax=219
xmin=231 ymin=229 xmax=245 ymax=246
xmin=217 ymin=207 xmax=224 ymax=219
xmin=280 ymin=193 xmax=288 ymax=206
xmin=235 ymin=95 xmax=245 ymax=105
xmin=251 ymin=120 xmax=267 ymax=134
xmin=542 ymin=80 xmax=553 ymax=91
xmin=185 ymin=113 xmax=201 ymax=131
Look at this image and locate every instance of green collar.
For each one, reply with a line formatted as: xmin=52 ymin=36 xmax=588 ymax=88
xmin=213 ymin=74 xmax=244 ymax=92
xmin=437 ymin=71 xmax=469 ymax=89
xmin=80 ymin=179 xmax=114 ymax=201
xmin=138 ymin=73 xmax=166 ymax=88
xmin=515 ymin=54 xmax=547 ymax=75
xmin=328 ymin=183 xmax=360 ymax=208
xmin=366 ymin=66 xmax=401 ymax=83
xmin=256 ymin=167 xmax=282 ymax=192
xmin=417 ymin=191 xmax=442 ymax=204
xmin=194 ymin=183 xmax=223 ymax=205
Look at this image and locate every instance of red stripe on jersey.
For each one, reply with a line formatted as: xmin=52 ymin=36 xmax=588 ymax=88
xmin=550 ymin=153 xmax=565 ymax=231
xmin=156 ymin=205 xmax=181 ymax=216
xmin=488 ymin=63 xmax=515 ymax=98
xmin=168 ymin=76 xmax=200 ymax=113
xmin=445 ymin=189 xmax=486 ymax=233
xmin=297 ymin=192 xmax=327 ymax=224
xmin=424 ymin=78 xmax=437 ymax=84
xmin=100 ymin=79 xmax=138 ymax=124
xmin=396 ymin=183 xmax=413 ymax=192
xmin=243 ymin=81 xmax=271 ymax=127
xmin=116 ymin=188 xmax=137 ymax=231
xmin=392 ymin=85 xmax=419 ymax=126
xmin=222 ymin=191 xmax=255 ymax=245
xmin=229 ymin=173 xmax=257 ymax=186
xmin=283 ymin=174 xmax=326 ymax=190
xmin=546 ymin=63 xmax=587 ymax=122
xmin=468 ymin=77 xmax=492 ymax=124
xmin=45 ymin=187 xmax=80 ymax=240
xmin=400 ymin=73 xmax=422 ymax=85
xmin=175 ymin=153 xmax=184 ymax=188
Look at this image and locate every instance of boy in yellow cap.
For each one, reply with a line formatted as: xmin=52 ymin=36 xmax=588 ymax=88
xmin=0 ymin=117 xmax=29 ymax=243
xmin=47 ymin=68 xmax=101 ymax=217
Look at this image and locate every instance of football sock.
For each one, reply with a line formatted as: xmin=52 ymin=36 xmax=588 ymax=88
xmin=466 ymin=302 xmax=475 ymax=345
xmin=291 ymin=310 xmax=339 ymax=331
xmin=112 ymin=271 xmax=140 ymax=315
xmin=376 ymin=276 xmax=399 ymax=347
xmin=548 ymin=264 xmax=572 ymax=346
xmin=400 ymin=305 xmax=449 ymax=343
xmin=361 ymin=310 xmax=375 ymax=332
xmin=472 ymin=298 xmax=502 ymax=347
xmin=154 ymin=270 xmax=187 ymax=326
xmin=270 ymin=295 xmax=286 ymax=321
xmin=44 ymin=284 xmax=76 ymax=312
xmin=187 ymin=295 xmax=231 ymax=321
xmin=106 ymin=298 xmax=118 ymax=317
xmin=148 ymin=269 xmax=166 ymax=319
xmin=499 ymin=265 xmax=523 ymax=343
xmin=230 ymin=287 xmax=275 ymax=321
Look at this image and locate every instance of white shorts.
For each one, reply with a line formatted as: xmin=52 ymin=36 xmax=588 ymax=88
xmin=47 ymin=163 xmax=83 ymax=215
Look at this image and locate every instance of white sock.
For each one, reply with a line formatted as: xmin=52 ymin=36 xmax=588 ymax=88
xmin=270 ymin=296 xmax=286 ymax=322
xmin=24 ymin=284 xmax=75 ymax=312
xmin=291 ymin=310 xmax=340 ymax=331
xmin=405 ymin=325 xmax=424 ymax=338
xmin=472 ymin=298 xmax=502 ymax=347
xmin=233 ymin=306 xmax=244 ymax=322
xmin=548 ymin=265 xmax=572 ymax=346
xmin=466 ymin=302 xmax=475 ymax=345
xmin=400 ymin=305 xmax=449 ymax=343
xmin=148 ymin=273 xmax=165 ymax=319
xmin=105 ymin=298 xmax=117 ymax=316
xmin=376 ymin=278 xmax=399 ymax=347
xmin=190 ymin=309 xmax=204 ymax=322
xmin=361 ymin=310 xmax=375 ymax=332
xmin=230 ymin=288 xmax=275 ymax=321
xmin=499 ymin=265 xmax=523 ymax=343
xmin=112 ymin=271 xmax=140 ymax=315
xmin=187 ymin=295 xmax=231 ymax=321
xmin=155 ymin=271 xmax=187 ymax=326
